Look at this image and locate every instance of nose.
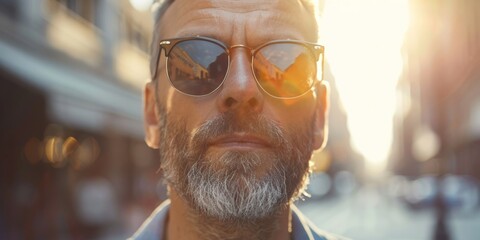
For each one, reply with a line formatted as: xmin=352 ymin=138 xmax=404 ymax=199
xmin=216 ymin=48 xmax=264 ymax=114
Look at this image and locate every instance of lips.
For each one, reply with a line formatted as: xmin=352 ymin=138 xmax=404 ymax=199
xmin=209 ymin=132 xmax=272 ymax=149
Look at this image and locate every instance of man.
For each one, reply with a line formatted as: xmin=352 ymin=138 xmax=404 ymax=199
xmin=131 ymin=0 xmax=341 ymax=239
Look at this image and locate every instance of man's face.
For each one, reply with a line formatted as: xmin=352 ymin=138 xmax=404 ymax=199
xmin=144 ymin=0 xmax=328 ymax=221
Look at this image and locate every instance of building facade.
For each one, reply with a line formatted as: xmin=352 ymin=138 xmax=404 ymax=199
xmin=391 ymin=0 xmax=480 ymax=179
xmin=0 ymin=0 xmax=161 ymax=239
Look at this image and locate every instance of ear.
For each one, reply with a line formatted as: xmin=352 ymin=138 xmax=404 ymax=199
xmin=144 ymin=81 xmax=161 ymax=149
xmin=312 ymin=81 xmax=329 ymax=150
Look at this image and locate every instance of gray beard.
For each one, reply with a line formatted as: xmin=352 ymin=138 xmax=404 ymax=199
xmin=186 ymin=151 xmax=286 ymax=220
xmin=158 ymin=108 xmax=315 ymax=223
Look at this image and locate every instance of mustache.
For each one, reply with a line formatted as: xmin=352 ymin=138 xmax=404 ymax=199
xmin=190 ymin=112 xmax=288 ymax=150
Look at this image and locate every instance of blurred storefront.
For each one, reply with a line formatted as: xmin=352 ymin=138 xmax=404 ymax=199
xmin=0 ymin=0 xmax=164 ymax=239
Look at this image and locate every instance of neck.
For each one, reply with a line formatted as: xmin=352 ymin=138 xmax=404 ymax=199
xmin=166 ymin=189 xmax=291 ymax=240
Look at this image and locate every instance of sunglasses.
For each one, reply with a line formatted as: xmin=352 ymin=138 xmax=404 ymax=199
xmin=152 ymin=36 xmax=324 ymax=99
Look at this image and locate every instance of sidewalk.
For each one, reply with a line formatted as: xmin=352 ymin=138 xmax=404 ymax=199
xmin=296 ymin=185 xmax=480 ymax=240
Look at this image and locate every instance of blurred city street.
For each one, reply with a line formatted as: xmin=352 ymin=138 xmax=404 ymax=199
xmin=1 ymin=0 xmax=480 ymax=239
xmin=297 ymin=185 xmax=480 ymax=240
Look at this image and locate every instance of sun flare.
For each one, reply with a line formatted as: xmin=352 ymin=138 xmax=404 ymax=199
xmin=322 ymin=0 xmax=410 ymax=174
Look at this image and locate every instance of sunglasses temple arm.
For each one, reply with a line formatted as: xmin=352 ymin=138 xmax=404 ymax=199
xmin=152 ymin=44 xmax=170 ymax=81
xmin=321 ymin=52 xmax=325 ymax=81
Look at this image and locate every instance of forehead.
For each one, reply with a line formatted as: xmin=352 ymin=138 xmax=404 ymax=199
xmin=158 ymin=0 xmax=318 ymax=44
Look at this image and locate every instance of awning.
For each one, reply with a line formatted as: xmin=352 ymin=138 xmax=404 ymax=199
xmin=0 ymin=26 xmax=144 ymax=139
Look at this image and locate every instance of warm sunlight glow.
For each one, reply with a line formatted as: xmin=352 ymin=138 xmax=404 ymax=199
xmin=322 ymin=0 xmax=410 ymax=174
xmin=129 ymin=0 xmax=154 ymax=11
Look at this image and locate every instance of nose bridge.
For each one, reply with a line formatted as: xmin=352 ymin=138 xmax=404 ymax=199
xmin=227 ymin=46 xmax=254 ymax=86
xmin=216 ymin=45 xmax=263 ymax=113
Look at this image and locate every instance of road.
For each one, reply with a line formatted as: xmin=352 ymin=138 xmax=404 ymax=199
xmin=296 ymin=185 xmax=480 ymax=240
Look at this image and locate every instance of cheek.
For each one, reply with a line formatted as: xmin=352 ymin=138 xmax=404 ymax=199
xmin=265 ymin=97 xmax=317 ymax=127
xmin=163 ymin=93 xmax=218 ymax=136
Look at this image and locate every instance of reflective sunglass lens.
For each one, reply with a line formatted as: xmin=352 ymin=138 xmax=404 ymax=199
xmin=253 ymin=43 xmax=316 ymax=98
xmin=167 ymin=40 xmax=228 ymax=96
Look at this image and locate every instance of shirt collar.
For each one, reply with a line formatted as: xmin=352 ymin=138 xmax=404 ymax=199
xmin=129 ymin=200 xmax=326 ymax=240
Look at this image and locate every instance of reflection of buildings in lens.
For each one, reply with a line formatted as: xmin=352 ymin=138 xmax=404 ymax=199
xmin=207 ymin=53 xmax=227 ymax=82
xmin=169 ymin=47 xmax=208 ymax=82
xmin=254 ymin=52 xmax=284 ymax=86
xmin=282 ymin=53 xmax=314 ymax=92
xmin=254 ymin=52 xmax=314 ymax=96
